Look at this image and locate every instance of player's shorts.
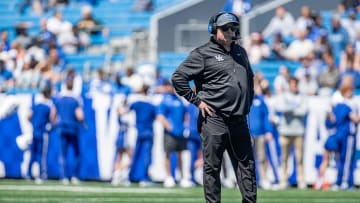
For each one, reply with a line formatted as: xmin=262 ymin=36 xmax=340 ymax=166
xmin=116 ymin=131 xmax=126 ymax=150
xmin=324 ymin=135 xmax=340 ymax=152
xmin=164 ymin=132 xmax=187 ymax=154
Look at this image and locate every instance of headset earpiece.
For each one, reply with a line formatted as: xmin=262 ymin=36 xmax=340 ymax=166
xmin=208 ymin=12 xmax=225 ymax=34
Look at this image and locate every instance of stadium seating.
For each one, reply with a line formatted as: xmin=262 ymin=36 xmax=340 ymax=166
xmin=65 ymin=52 xmax=125 ymax=72
xmin=158 ymin=51 xmax=301 ymax=88
xmin=0 ymin=1 xmax=179 ymax=44
xmin=158 ymin=51 xmax=188 ymax=78
xmin=0 ymin=0 xmax=350 ymax=90
xmin=252 ymin=60 xmax=300 ymax=74
xmin=320 ymin=10 xmax=333 ymax=33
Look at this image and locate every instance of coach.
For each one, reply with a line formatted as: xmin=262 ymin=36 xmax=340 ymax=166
xmin=171 ymin=12 xmax=257 ymax=203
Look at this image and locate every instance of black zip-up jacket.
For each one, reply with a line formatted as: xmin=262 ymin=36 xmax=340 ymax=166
xmin=171 ymin=37 xmax=254 ymax=118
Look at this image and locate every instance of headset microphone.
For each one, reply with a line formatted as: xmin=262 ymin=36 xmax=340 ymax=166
xmin=232 ymin=30 xmax=241 ymax=41
xmin=231 ymin=36 xmax=241 ymax=41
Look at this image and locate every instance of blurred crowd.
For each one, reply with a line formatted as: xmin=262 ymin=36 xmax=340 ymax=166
xmin=236 ymin=0 xmax=360 ymax=191
xmin=243 ymin=3 xmax=360 ymax=94
xmin=0 ymin=0 xmax=153 ymax=94
xmin=1 ymin=0 xmax=360 ymax=191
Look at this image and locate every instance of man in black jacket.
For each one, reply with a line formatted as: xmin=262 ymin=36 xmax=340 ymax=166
xmin=171 ymin=12 xmax=257 ymax=203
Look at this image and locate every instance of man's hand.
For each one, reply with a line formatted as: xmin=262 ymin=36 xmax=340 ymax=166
xmin=198 ymin=101 xmax=215 ymax=117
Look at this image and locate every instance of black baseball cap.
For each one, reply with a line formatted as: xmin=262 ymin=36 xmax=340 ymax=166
xmin=216 ymin=13 xmax=239 ymax=26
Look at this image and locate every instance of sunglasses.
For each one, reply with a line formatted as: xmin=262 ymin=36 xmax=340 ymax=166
xmin=219 ymin=24 xmax=238 ymax=32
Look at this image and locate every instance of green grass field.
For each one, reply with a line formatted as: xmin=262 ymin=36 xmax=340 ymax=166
xmin=0 ymin=179 xmax=360 ymax=203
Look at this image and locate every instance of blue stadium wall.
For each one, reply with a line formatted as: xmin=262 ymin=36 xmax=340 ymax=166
xmin=0 ymin=93 xmax=360 ymax=185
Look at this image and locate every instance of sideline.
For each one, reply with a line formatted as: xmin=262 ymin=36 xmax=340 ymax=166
xmin=0 ymin=184 xmax=184 ymax=194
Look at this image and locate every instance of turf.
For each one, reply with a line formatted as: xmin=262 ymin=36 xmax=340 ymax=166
xmin=0 ymin=179 xmax=359 ymax=203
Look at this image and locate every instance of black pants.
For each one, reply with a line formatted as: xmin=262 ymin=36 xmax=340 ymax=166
xmin=198 ymin=114 xmax=257 ymax=203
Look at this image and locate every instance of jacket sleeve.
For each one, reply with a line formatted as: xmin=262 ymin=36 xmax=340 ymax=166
xmin=248 ymin=62 xmax=254 ymax=104
xmin=171 ymin=49 xmax=204 ymax=106
xmin=240 ymin=46 xmax=254 ymax=114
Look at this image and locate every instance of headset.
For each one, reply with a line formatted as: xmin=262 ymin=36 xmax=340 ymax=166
xmin=208 ymin=12 xmax=240 ymax=39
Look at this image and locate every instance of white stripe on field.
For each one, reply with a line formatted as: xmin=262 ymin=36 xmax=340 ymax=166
xmin=1 ymin=197 xmax=360 ymax=203
xmin=0 ymin=185 xmax=185 ymax=194
xmin=0 ymin=198 xmax=205 ymax=203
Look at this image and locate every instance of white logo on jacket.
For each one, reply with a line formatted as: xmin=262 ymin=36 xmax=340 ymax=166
xmin=214 ymin=54 xmax=224 ymax=62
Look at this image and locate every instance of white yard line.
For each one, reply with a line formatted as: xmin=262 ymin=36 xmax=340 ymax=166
xmin=0 ymin=185 xmax=184 ymax=194
xmin=1 ymin=196 xmax=360 ymax=203
xmin=0 ymin=198 xmax=205 ymax=203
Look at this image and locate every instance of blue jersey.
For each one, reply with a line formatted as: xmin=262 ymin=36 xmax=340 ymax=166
xmin=187 ymin=103 xmax=200 ymax=140
xmin=55 ymin=92 xmax=81 ymax=135
xmin=248 ymin=94 xmax=272 ymax=137
xmin=130 ymin=95 xmax=156 ymax=139
xmin=0 ymin=68 xmax=13 ymax=83
xmin=326 ymin=102 xmax=356 ymax=138
xmin=158 ymin=93 xmax=186 ymax=137
xmin=325 ymin=102 xmax=356 ymax=151
xmin=31 ymin=97 xmax=53 ymax=138
xmin=113 ymin=83 xmax=132 ymax=97
xmin=326 ymin=100 xmax=358 ymax=187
